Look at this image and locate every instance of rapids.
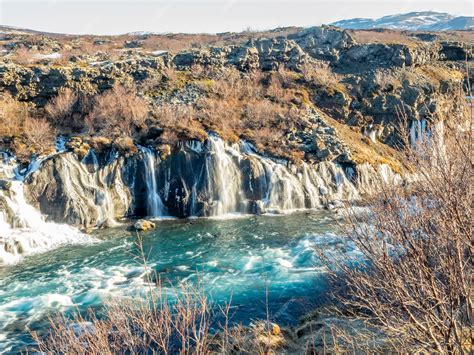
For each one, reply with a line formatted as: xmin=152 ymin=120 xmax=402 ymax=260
xmin=0 ymin=211 xmax=358 ymax=353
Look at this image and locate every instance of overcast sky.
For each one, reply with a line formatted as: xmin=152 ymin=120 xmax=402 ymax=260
xmin=1 ymin=0 xmax=472 ymax=35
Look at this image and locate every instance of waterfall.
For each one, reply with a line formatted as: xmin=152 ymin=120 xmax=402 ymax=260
xmin=138 ymin=135 xmax=368 ymax=217
xmin=19 ymin=136 xmax=401 ymax=227
xmin=139 ymin=147 xmax=166 ymax=217
xmin=205 ymin=136 xmax=243 ymax=216
xmin=0 ymin=181 xmax=90 ymax=265
xmin=410 ymin=119 xmax=429 ymax=147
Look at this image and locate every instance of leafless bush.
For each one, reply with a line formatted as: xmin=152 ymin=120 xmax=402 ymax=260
xmin=0 ymin=93 xmax=29 ymax=136
xmin=328 ymin=111 xmax=473 ymax=352
xmin=22 ymin=117 xmax=57 ymax=154
xmin=302 ymin=62 xmax=340 ymax=88
xmin=154 ymin=103 xmax=207 ymax=143
xmin=87 ymin=84 xmax=149 ymax=137
xmin=45 ymin=88 xmax=78 ymax=123
xmin=373 ymin=70 xmax=400 ymax=91
xmin=11 ymin=47 xmax=39 ymax=65
xmin=32 ymin=279 xmax=213 ymax=353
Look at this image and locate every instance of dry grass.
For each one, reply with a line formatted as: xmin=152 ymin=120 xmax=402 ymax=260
xmin=302 ymin=62 xmax=342 ymax=89
xmin=10 ymin=47 xmax=40 ymax=65
xmin=349 ymin=29 xmax=417 ymax=45
xmin=318 ymin=110 xmax=406 ymax=173
xmin=373 ymin=69 xmax=401 ymax=91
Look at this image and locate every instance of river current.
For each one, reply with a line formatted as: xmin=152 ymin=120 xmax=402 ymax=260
xmin=0 ymin=211 xmax=358 ymax=353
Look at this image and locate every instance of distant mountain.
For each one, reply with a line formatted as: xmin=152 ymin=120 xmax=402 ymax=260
xmin=331 ymin=11 xmax=474 ymax=31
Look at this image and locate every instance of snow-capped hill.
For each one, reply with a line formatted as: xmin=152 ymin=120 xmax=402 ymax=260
xmin=331 ymin=11 xmax=472 ymax=31
xmin=427 ymin=16 xmax=474 ymax=31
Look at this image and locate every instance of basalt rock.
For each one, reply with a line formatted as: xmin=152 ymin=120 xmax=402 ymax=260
xmin=173 ymin=36 xmax=311 ymax=71
xmin=24 ymin=151 xmax=135 ymax=228
xmin=0 ymin=56 xmax=169 ymax=105
xmin=21 ymin=134 xmax=401 ymax=228
xmin=289 ymin=25 xmax=355 ymax=61
xmin=336 ymin=42 xmax=441 ymax=70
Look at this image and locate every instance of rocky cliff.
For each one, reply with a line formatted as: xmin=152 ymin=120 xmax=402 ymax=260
xmin=0 ymin=25 xmax=471 ymax=229
xmin=19 ymin=135 xmax=399 ymax=228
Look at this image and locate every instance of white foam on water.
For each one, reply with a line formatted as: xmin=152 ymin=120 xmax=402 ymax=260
xmin=0 ymin=181 xmax=93 ymax=265
xmin=0 ymin=258 xmax=151 ymax=352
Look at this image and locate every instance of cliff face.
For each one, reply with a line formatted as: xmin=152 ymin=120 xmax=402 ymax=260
xmin=21 ymin=135 xmax=400 ymax=228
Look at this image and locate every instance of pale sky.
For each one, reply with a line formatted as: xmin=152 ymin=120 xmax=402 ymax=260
xmin=1 ymin=0 xmax=473 ymax=35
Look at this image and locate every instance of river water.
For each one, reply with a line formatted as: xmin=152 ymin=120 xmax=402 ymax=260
xmin=0 ymin=211 xmax=358 ymax=353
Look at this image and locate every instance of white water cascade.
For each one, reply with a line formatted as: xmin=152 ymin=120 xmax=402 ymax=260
xmin=204 ymin=137 xmax=244 ymax=215
xmin=0 ymin=154 xmax=91 ymax=265
xmin=151 ymin=135 xmax=369 ymax=217
xmin=410 ymin=119 xmax=428 ymax=147
xmin=139 ymin=147 xmax=167 ymax=217
xmin=0 ymin=181 xmax=91 ymax=265
xmin=11 ymin=135 xmax=402 ymax=230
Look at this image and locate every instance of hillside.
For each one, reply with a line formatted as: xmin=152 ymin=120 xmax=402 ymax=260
xmin=331 ymin=11 xmax=474 ymax=31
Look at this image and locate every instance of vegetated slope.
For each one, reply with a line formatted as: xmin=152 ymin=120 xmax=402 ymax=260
xmin=0 ymin=25 xmax=471 ymax=171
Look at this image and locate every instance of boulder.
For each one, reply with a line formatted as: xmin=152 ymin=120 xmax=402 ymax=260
xmin=134 ymin=219 xmax=156 ymax=231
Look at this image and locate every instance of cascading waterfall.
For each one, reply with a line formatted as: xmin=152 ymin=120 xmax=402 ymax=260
xmin=204 ymin=136 xmax=243 ymax=215
xmin=410 ymin=119 xmax=428 ymax=147
xmin=0 ymin=152 xmax=92 ymax=265
xmin=144 ymin=136 xmax=372 ymax=217
xmin=0 ymin=181 xmax=90 ymax=265
xmin=18 ymin=135 xmax=401 ymax=226
xmin=139 ymin=147 xmax=167 ymax=217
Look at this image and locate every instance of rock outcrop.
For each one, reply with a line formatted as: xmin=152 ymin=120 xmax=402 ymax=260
xmin=173 ymin=36 xmax=311 ymax=71
xmin=134 ymin=219 xmax=156 ymax=231
xmin=24 ymin=150 xmax=135 ymax=227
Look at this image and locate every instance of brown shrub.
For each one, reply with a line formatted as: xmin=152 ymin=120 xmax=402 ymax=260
xmin=327 ymin=113 xmax=473 ymax=352
xmin=21 ymin=117 xmax=56 ymax=156
xmin=89 ymin=136 xmax=112 ymax=154
xmin=0 ymin=94 xmax=29 ymax=137
xmin=87 ymin=84 xmax=149 ymax=138
xmin=11 ymin=47 xmax=39 ymax=65
xmin=113 ymin=136 xmax=138 ymax=155
xmin=302 ymin=62 xmax=340 ymax=88
xmin=45 ymin=88 xmax=78 ymax=123
xmin=154 ymin=104 xmax=207 ymax=143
